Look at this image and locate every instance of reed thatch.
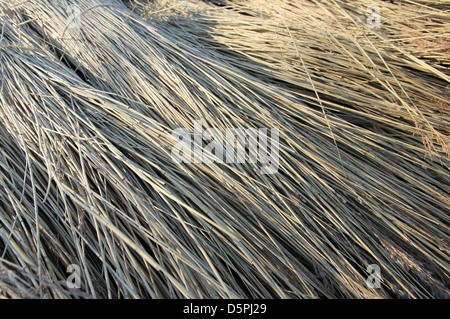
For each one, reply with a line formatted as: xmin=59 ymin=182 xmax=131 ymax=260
xmin=0 ymin=0 xmax=449 ymax=298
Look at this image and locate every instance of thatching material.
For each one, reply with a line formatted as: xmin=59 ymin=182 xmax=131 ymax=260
xmin=0 ymin=0 xmax=449 ymax=298
xmin=131 ymin=0 xmax=450 ymax=152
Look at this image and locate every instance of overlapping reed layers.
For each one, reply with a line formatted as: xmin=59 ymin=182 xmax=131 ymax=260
xmin=0 ymin=0 xmax=448 ymax=298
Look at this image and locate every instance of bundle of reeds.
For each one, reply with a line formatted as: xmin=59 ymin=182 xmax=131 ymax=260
xmin=0 ymin=0 xmax=449 ymax=298
xmin=131 ymin=0 xmax=450 ymax=151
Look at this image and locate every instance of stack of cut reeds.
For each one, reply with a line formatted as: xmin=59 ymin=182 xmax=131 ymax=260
xmin=0 ymin=0 xmax=449 ymax=298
